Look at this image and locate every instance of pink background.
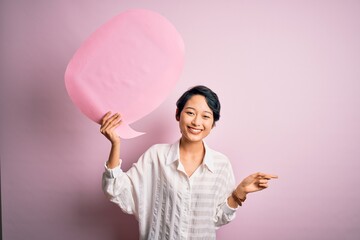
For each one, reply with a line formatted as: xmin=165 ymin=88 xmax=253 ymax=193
xmin=1 ymin=1 xmax=359 ymax=239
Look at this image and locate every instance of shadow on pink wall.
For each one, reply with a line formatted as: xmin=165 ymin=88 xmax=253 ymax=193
xmin=76 ymin=195 xmax=139 ymax=239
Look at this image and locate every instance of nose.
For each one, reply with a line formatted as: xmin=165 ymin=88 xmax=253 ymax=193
xmin=191 ymin=115 xmax=201 ymax=126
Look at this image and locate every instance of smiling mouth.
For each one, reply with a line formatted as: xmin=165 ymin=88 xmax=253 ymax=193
xmin=188 ymin=126 xmax=203 ymax=134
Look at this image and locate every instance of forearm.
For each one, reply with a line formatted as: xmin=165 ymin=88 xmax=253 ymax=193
xmin=227 ymin=195 xmax=239 ymax=208
xmin=106 ymin=142 xmax=121 ymax=169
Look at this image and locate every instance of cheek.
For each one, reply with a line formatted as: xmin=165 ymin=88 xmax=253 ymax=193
xmin=180 ymin=113 xmax=190 ymax=122
xmin=206 ymin=119 xmax=214 ymax=127
xmin=207 ymin=123 xmax=215 ymax=131
xmin=178 ymin=116 xmax=187 ymax=127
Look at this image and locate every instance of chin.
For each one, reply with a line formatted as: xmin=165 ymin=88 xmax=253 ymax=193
xmin=183 ymin=132 xmax=207 ymax=143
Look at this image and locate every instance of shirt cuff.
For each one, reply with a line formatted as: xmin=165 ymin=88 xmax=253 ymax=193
xmin=224 ymin=198 xmax=239 ymax=212
xmin=104 ymin=160 xmax=122 ymax=178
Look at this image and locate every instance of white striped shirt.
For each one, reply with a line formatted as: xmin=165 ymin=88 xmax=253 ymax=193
xmin=102 ymin=140 xmax=237 ymax=239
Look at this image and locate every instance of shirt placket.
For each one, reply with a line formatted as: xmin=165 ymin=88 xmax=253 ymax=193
xmin=180 ymin=175 xmax=192 ymax=240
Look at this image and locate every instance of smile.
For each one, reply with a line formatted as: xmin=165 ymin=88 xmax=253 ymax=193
xmin=187 ymin=126 xmax=203 ymax=134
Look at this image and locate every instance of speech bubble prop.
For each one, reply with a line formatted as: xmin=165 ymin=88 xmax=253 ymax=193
xmin=65 ymin=9 xmax=184 ymax=139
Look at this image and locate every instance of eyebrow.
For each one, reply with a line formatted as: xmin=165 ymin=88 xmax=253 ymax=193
xmin=185 ymin=107 xmax=213 ymax=115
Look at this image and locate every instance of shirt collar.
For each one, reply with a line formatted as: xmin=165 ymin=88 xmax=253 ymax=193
xmin=166 ymin=139 xmax=215 ymax=173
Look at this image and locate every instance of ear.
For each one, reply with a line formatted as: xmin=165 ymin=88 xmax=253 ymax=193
xmin=175 ymin=109 xmax=180 ymax=121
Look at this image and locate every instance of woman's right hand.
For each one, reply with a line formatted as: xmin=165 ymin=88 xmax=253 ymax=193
xmin=100 ymin=111 xmax=122 ymax=145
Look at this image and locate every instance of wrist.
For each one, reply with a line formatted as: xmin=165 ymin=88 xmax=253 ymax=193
xmin=111 ymin=140 xmax=120 ymax=147
xmin=231 ymin=190 xmax=246 ymax=206
xmin=235 ymin=187 xmax=247 ymax=200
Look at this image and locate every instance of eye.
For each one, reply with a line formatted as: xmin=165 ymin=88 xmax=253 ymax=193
xmin=186 ymin=111 xmax=195 ymax=116
xmin=203 ymin=115 xmax=211 ymax=119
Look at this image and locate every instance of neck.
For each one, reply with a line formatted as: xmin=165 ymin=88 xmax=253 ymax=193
xmin=179 ymin=137 xmax=204 ymax=154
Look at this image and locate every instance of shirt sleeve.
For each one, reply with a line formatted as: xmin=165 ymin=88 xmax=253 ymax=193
xmin=102 ymin=160 xmax=138 ymax=216
xmin=213 ymin=160 xmax=237 ymax=227
xmin=102 ymin=145 xmax=156 ymax=221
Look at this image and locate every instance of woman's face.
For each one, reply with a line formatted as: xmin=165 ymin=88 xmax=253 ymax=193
xmin=177 ymin=95 xmax=214 ymax=143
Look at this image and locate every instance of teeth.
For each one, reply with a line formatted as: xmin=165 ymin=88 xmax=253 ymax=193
xmin=189 ymin=127 xmax=201 ymax=133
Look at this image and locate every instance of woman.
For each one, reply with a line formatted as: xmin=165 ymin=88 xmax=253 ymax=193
xmin=101 ymin=85 xmax=277 ymax=239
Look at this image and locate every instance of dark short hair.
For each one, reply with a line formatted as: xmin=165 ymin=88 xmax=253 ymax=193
xmin=176 ymin=85 xmax=221 ymax=124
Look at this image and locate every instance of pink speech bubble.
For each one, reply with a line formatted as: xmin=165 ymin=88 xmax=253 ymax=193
xmin=65 ymin=9 xmax=184 ymax=139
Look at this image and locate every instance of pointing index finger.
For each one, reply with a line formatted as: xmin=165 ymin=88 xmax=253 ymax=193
xmin=258 ymin=172 xmax=279 ymax=179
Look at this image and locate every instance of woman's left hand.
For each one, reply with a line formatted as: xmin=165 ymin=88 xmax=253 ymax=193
xmin=235 ymin=172 xmax=278 ymax=199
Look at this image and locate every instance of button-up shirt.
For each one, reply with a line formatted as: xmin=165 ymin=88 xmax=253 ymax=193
xmin=102 ymin=140 xmax=237 ymax=239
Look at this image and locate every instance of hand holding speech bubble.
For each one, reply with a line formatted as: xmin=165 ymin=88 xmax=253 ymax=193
xmin=65 ymin=9 xmax=184 ymax=139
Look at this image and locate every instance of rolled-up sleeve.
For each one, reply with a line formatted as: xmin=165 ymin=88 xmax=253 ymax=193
xmin=102 ymin=161 xmax=137 ymax=215
xmin=213 ymin=161 xmax=238 ymax=227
